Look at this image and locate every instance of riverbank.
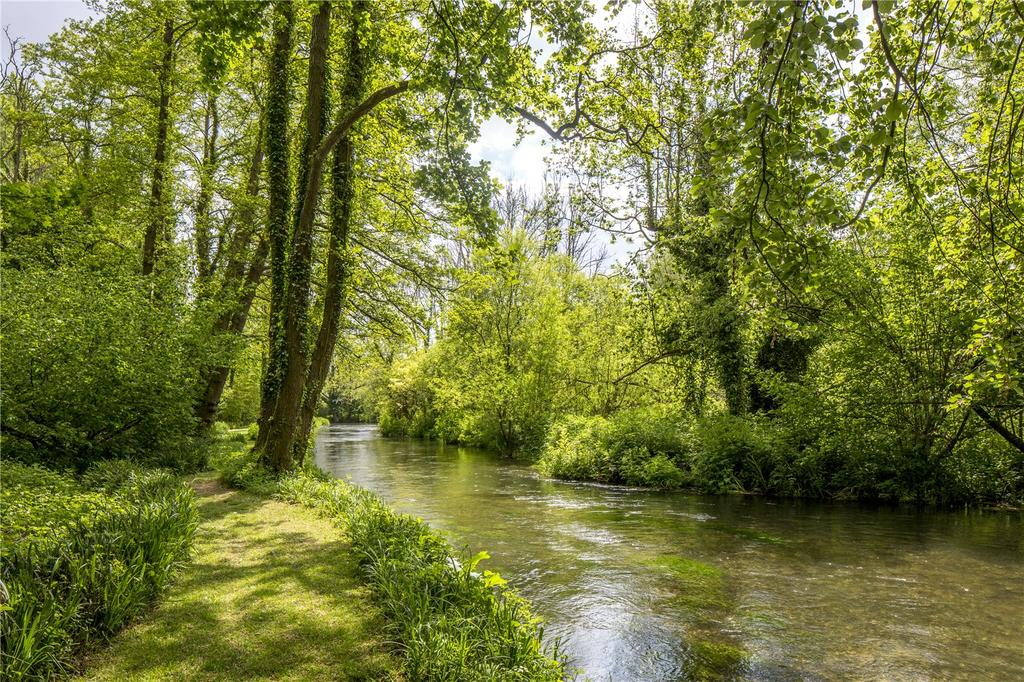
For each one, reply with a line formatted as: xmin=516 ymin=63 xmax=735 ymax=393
xmin=80 ymin=473 xmax=399 ymax=680
xmin=213 ymin=439 xmax=567 ymax=681
xmin=0 ymin=462 xmax=196 ymax=679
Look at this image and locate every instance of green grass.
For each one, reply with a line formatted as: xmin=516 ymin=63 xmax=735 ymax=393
xmin=80 ymin=474 xmax=400 ymax=681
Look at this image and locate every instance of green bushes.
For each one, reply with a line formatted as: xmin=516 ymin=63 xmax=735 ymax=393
xmin=537 ymin=409 xmax=688 ymax=489
xmin=0 ymin=462 xmax=198 ymax=679
xmin=537 ymin=416 xmax=615 ymax=482
xmin=1 ymin=267 xmax=205 ymax=472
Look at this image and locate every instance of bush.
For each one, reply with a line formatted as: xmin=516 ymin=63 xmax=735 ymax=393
xmin=536 ymin=415 xmax=614 ymax=482
xmin=209 ymin=440 xmax=278 ymax=496
xmin=245 ymin=422 xmax=259 ymax=442
xmin=210 ymin=421 xmax=231 ymax=439
xmin=0 ymin=267 xmax=203 ymax=472
xmin=538 ymin=409 xmax=689 ymax=489
xmin=0 ymin=462 xmax=198 ymax=679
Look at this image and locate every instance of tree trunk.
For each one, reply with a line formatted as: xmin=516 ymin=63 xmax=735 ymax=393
xmin=974 ymin=404 xmax=1024 ymax=455
xmin=192 ymin=112 xmax=265 ymax=430
xmin=260 ymin=2 xmax=332 ymax=470
xmin=142 ymin=17 xmax=175 ymax=276
xmin=290 ymin=5 xmax=368 ymax=466
xmin=195 ymin=92 xmax=219 ymax=283
xmin=255 ymin=1 xmax=295 ymax=455
xmin=195 ymin=238 xmax=269 ymax=428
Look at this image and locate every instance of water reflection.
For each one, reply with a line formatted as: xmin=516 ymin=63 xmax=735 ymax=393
xmin=315 ymin=424 xmax=1024 ymax=681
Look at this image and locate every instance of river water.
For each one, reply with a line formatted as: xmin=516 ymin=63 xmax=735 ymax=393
xmin=314 ymin=424 xmax=1023 ymax=681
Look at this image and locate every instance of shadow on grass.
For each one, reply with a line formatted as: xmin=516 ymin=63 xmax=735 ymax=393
xmin=81 ymin=481 xmax=399 ymax=681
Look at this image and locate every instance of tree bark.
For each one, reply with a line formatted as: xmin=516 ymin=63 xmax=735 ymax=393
xmin=142 ymin=17 xmax=175 ymax=276
xmin=260 ymin=2 xmax=332 ymax=470
xmin=254 ymin=1 xmax=295 ymax=455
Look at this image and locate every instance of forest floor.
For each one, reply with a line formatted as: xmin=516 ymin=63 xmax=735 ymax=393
xmin=80 ymin=473 xmax=401 ymax=681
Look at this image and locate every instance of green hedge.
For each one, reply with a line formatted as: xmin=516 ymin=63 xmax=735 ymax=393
xmin=0 ymin=461 xmax=198 ymax=679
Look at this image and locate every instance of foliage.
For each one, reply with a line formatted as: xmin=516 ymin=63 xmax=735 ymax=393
xmin=1 ymin=264 xmax=205 ymax=472
xmin=0 ymin=462 xmax=197 ymax=680
xmin=538 ymin=410 xmax=689 ymax=490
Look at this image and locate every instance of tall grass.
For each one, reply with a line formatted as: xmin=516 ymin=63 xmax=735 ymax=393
xmin=0 ymin=461 xmax=198 ymax=679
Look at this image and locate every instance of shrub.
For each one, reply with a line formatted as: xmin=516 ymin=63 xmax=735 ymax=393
xmin=0 ymin=462 xmax=198 ymax=679
xmin=537 ymin=415 xmax=614 ymax=482
xmin=538 ymin=409 xmax=689 ymax=489
xmin=0 ymin=267 xmax=203 ymax=471
xmin=210 ymin=421 xmax=231 ymax=439
xmin=245 ymin=422 xmax=259 ymax=442
xmin=210 ymin=440 xmax=277 ymax=496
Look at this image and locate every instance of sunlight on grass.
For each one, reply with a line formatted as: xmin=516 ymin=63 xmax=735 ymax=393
xmin=81 ymin=474 xmax=400 ymax=681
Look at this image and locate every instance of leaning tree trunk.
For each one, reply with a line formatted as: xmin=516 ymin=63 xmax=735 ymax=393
xmin=260 ymin=2 xmax=332 ymax=470
xmin=192 ymin=110 xmax=266 ymax=430
xmin=291 ymin=6 xmax=369 ymax=465
xmin=142 ymin=17 xmax=175 ymax=276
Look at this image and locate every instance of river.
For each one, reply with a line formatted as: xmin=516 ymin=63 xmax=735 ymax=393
xmin=314 ymin=424 xmax=1023 ymax=681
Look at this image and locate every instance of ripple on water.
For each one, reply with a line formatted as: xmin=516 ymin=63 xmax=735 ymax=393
xmin=314 ymin=425 xmax=1024 ymax=682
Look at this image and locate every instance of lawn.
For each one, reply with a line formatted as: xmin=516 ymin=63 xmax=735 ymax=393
xmin=80 ymin=474 xmax=401 ymax=681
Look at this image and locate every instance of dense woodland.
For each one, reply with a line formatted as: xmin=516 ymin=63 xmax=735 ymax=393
xmin=2 ymin=0 xmax=1022 ymax=504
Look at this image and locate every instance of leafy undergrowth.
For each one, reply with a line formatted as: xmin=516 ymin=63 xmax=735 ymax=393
xmin=214 ymin=442 xmax=568 ymax=681
xmin=0 ymin=461 xmax=197 ymax=680
xmin=81 ymin=475 xmax=400 ymax=681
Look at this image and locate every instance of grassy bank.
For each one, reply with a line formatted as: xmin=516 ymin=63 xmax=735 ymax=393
xmin=81 ymin=474 xmax=399 ymax=681
xmin=216 ymin=442 xmax=567 ymax=681
xmin=0 ymin=461 xmax=197 ymax=679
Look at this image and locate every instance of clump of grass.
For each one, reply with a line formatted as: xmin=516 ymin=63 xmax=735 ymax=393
xmin=0 ymin=461 xmax=197 ymax=679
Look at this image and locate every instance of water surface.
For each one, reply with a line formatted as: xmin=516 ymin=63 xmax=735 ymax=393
xmin=314 ymin=424 xmax=1023 ymax=681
